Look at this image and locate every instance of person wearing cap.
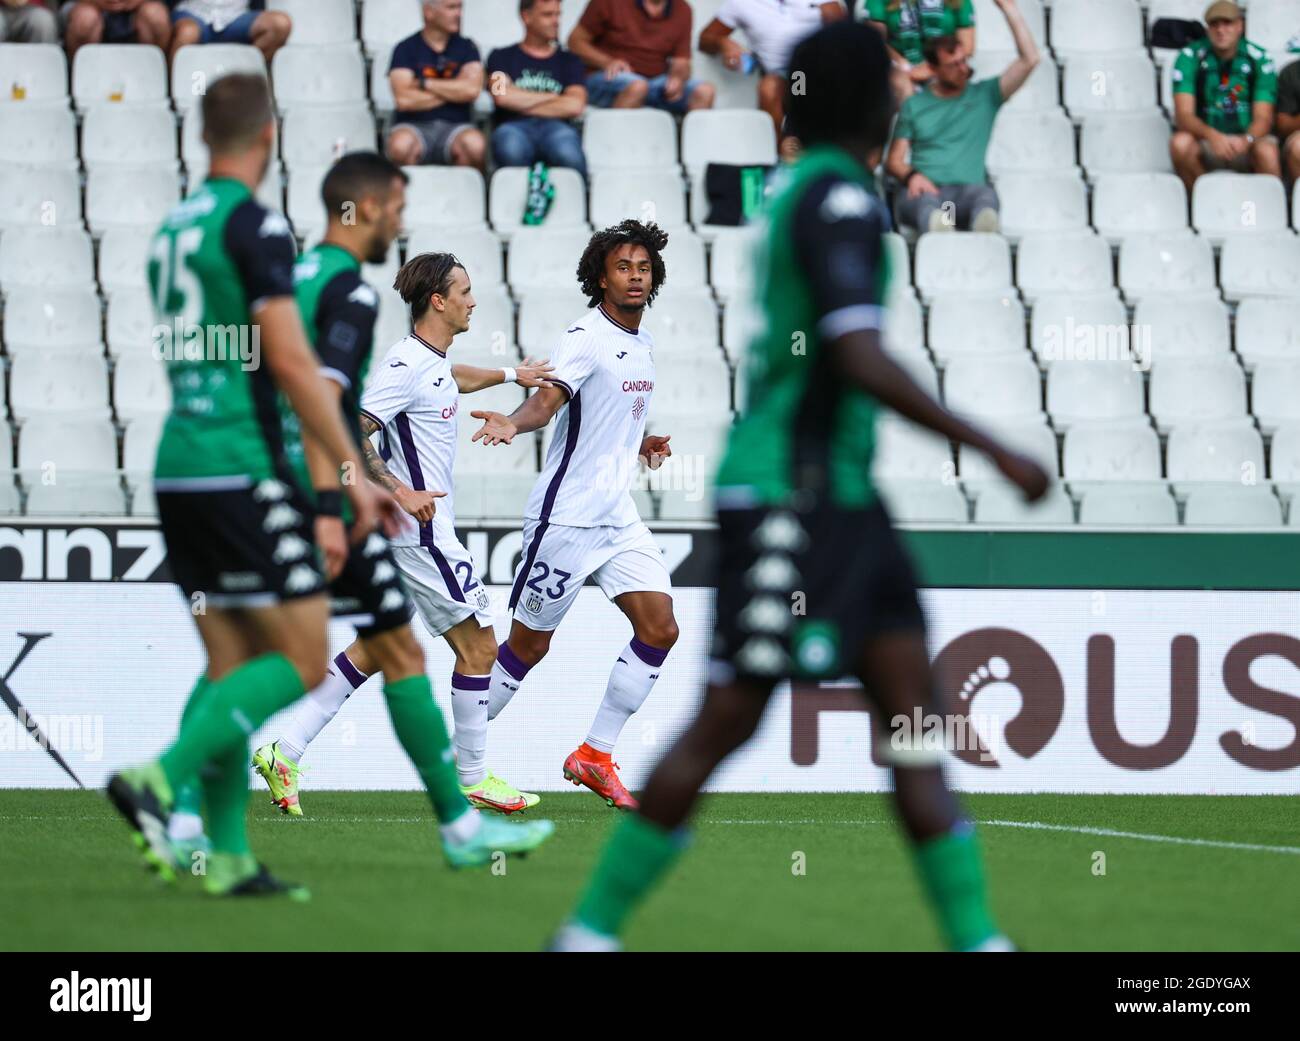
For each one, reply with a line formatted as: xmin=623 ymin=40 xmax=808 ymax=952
xmin=1170 ymin=0 xmax=1280 ymax=192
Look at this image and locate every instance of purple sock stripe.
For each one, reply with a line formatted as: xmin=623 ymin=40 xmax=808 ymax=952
xmin=629 ymin=637 xmax=669 ymax=668
xmin=450 ymin=672 xmax=491 ymax=691
xmin=334 ymin=651 xmax=367 ymax=689
xmin=496 ymin=642 xmax=531 ymax=682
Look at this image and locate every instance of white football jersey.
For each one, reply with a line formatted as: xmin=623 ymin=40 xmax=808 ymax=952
xmin=526 ymin=305 xmax=656 ymax=528
xmin=360 ymin=332 xmax=461 ymax=547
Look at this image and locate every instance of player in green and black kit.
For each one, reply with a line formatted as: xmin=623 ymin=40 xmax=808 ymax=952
xmin=106 ymin=75 xmax=402 ymax=897
xmin=553 ymin=22 xmax=1049 ymax=952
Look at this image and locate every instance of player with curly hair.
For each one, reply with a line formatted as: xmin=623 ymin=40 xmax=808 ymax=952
xmin=469 ymin=219 xmax=678 ymax=810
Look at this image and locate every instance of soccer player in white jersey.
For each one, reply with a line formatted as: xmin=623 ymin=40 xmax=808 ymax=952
xmin=255 ymin=252 xmax=554 ymax=815
xmin=469 ymin=220 xmax=677 ymax=810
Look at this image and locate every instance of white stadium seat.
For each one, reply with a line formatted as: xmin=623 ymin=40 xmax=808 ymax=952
xmin=19 ymin=416 xmax=116 ymax=471
xmin=944 ymin=354 xmax=1043 ymax=422
xmin=404 ymin=165 xmax=487 ymax=228
xmin=1134 ymin=294 xmax=1231 ymax=361
xmin=371 ymin=288 xmax=411 ymax=358
xmin=884 ymin=232 xmax=910 ymax=287
xmin=9 ymin=353 xmax=110 ymax=420
xmin=99 ymin=228 xmax=155 ymax=293
xmin=1270 ymin=424 xmax=1300 ymax=483
xmin=986 ymin=110 xmax=1076 ymax=176
xmin=271 ymin=44 xmax=366 ymax=111
xmin=286 ymin=163 xmax=330 ymax=236
xmin=0 ymin=163 xmax=80 ymax=227
xmin=26 ymin=475 xmax=126 ymax=516
xmin=1093 ymin=173 xmax=1187 ymax=243
xmin=0 ymin=227 xmax=94 ymax=291
xmin=970 ymin=51 xmax=1060 ymax=113
xmin=641 ymin=293 xmax=721 ymax=353
xmin=1016 ymin=232 xmax=1113 ymax=301
xmin=1080 ymin=111 xmax=1174 ymax=179
xmin=360 ymin=0 xmax=422 ymax=57
xmin=652 ymin=357 xmax=732 ymax=415
xmin=122 ymin=415 xmax=164 ymax=472
xmin=106 ymin=288 xmax=157 ymax=358
xmin=973 ymin=0 xmax=1047 ymax=50
xmin=489 ymin=166 xmax=587 ymax=238
xmin=722 ymin=295 xmax=761 ymax=361
xmin=86 ymin=166 xmax=181 ymax=233
xmin=1183 ymin=486 xmax=1283 ymax=527
xmin=280 ymin=104 xmax=376 ymax=168
xmin=1117 ymin=231 xmax=1216 ymax=300
xmin=451 ymin=283 xmax=515 ymax=359
xmin=681 ymin=110 xmax=776 ymax=175
xmin=1063 ymin=52 xmax=1158 ymax=121
xmin=873 ymin=415 xmax=954 ymax=484
xmin=1049 ymin=0 xmax=1144 ymax=56
xmin=0 ymin=104 xmax=76 ymax=164
xmin=1244 ymin=0 xmax=1300 ymax=53
xmin=654 ymin=419 xmax=733 ymax=520
xmin=81 ymin=103 xmax=178 ymax=167
xmin=1192 ymin=173 xmax=1288 ymax=244
xmin=1063 ymin=420 xmax=1162 ymax=481
xmin=72 ymin=43 xmax=167 ymax=110
xmin=927 ymin=294 xmax=1025 ymax=363
xmin=3 ymin=288 xmax=101 ymax=351
xmin=1149 ymin=359 xmax=1247 ymax=432
xmin=517 ymin=289 xmax=591 ymax=354
xmin=973 ymin=484 xmax=1074 ymax=525
xmin=507 ymin=228 xmax=593 ymax=293
xmin=1030 ymin=292 xmax=1128 ymax=366
xmin=889 ymin=346 xmax=941 ymax=398
xmin=1235 ymin=297 xmax=1300 ymax=371
xmin=406 ymin=226 xmax=504 ymax=286
xmin=171 ymin=44 xmax=265 ymax=113
xmin=267 ymin=0 xmax=356 ymax=47
xmin=993 ymin=172 xmax=1088 ymax=241
xmin=1079 ymin=483 xmax=1178 ymax=525
xmin=914 ymin=233 xmax=1013 ymax=301
xmin=883 ymin=293 xmax=925 ymax=355
xmin=876 ymin=481 xmax=969 ymax=524
xmin=1248 ymin=361 xmax=1300 ymax=434
xmin=589 ymin=170 xmax=688 ymax=228
xmin=709 ymin=227 xmax=760 ymax=303
xmin=583 ymin=109 xmax=679 ymax=172
xmin=0 ymin=43 xmax=68 ymax=104
xmin=0 ymin=476 xmax=17 ymax=515
xmin=461 ymin=0 xmax=530 ymax=61
xmin=453 ymin=473 xmax=538 ymax=522
xmin=113 ymin=355 xmax=171 ymax=420
xmin=1047 ymin=362 xmax=1146 ymax=428
xmin=659 ymin=228 xmax=707 ymax=290
xmin=1166 ymin=421 xmax=1264 ymax=486
xmin=369 ymin=57 xmax=395 ymax=115
xmin=958 ymin=419 xmax=1059 ymax=483
xmin=1219 ymin=233 xmax=1300 ymax=301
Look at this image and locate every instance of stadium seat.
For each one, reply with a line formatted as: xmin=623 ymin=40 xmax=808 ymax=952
xmin=452 ymin=283 xmax=516 ymax=358
xmin=973 ymin=0 xmax=1047 ymax=50
xmin=1063 ymin=420 xmax=1162 ymax=481
xmin=0 ymin=104 xmax=76 ymax=164
xmin=0 ymin=163 xmax=81 ymax=227
xmin=271 ymin=44 xmax=366 ymax=111
xmin=1183 ymin=486 xmax=1283 ymax=527
xmin=590 ymin=170 xmax=688 ymax=229
xmin=98 ymin=228 xmax=155 ymax=293
xmin=81 ymin=103 xmax=178 ymax=168
xmin=360 ymin=0 xmax=422 ymax=58
xmin=1243 ymin=0 xmax=1300 ymax=53
xmin=1117 ymin=231 xmax=1216 ymax=300
xmin=657 ymin=228 xmax=707 ymax=290
xmin=1134 ymin=294 xmax=1231 ymax=361
xmin=404 ymin=166 xmax=487 ymax=228
xmin=709 ymin=227 xmax=760 ymax=305
xmin=721 ymin=295 xmax=760 ymax=361
xmin=86 ymin=166 xmax=181 ymax=233
xmin=106 ymin=288 xmax=156 ymax=358
xmin=1047 ymin=362 xmax=1146 ymax=428
xmin=944 ymin=354 xmax=1043 ymax=422
xmin=882 ymin=293 xmax=925 ymax=355
xmin=182 ymin=104 xmax=280 ymax=173
xmin=286 ymin=163 xmax=331 ymax=236
xmin=3 ymin=288 xmax=101 ymax=352
xmin=914 ymin=233 xmax=1013 ymax=301
xmin=1149 ymin=359 xmax=1247 ymax=432
xmin=1271 ymin=422 xmax=1300 ymax=484
xmin=876 ymin=481 xmax=969 ymax=524
xmin=970 ymin=51 xmax=1060 ymax=113
xmin=171 ymin=44 xmax=265 ymax=114
xmin=583 ymin=109 xmax=679 ymax=173
xmin=0 ymin=43 xmax=68 ymax=104
xmin=18 ymin=416 xmax=116 ymax=472
xmin=958 ymin=419 xmax=1059 ymax=483
xmin=652 ymin=357 xmax=733 ymax=415
xmin=649 ymin=417 xmax=731 ymax=494
xmin=453 ymin=473 xmax=538 ymax=523
xmin=122 ymin=415 xmax=165 ymax=471
xmin=267 ymin=0 xmax=356 ymax=47
xmin=1093 ymin=173 xmax=1187 ymax=244
xmin=372 ymin=287 xmax=411 ymax=355
xmin=1016 ymin=232 xmax=1113 ymax=302
xmin=462 ymin=0 xmax=530 ymax=60
xmin=990 ymin=172 xmax=1088 ymax=241
xmin=1166 ymin=420 xmax=1264 ymax=487
xmin=986 ymin=110 xmax=1076 ymax=177
xmin=369 ymin=58 xmax=395 ymax=116
xmin=1078 ymin=483 xmax=1178 ymax=525
xmin=516 ymin=289 xmax=588 ymax=354
xmin=1219 ymin=233 xmax=1300 ymax=302
xmin=1049 ymin=0 xmax=1144 ymax=55
xmin=641 ymin=293 xmax=722 ymax=354
xmin=456 ymin=388 xmax=533 ymax=476
xmin=1062 ymin=53 xmax=1158 ymax=121
xmin=25 ymin=475 xmax=126 ymax=516
xmin=489 ymin=166 xmax=587 ymax=238
xmin=973 ymin=484 xmax=1074 ymax=525
xmin=1030 ymin=292 xmax=1128 ymax=366
xmin=873 ymin=415 xmax=954 ymax=484
xmin=406 ymin=225 xmax=504 ymax=286
xmin=890 ymin=346 xmax=941 ymax=398
xmin=113 ymin=355 xmax=171 ymax=420
xmin=9 ymin=353 xmax=110 ymax=420
xmin=130 ymin=477 xmax=157 ymax=518
xmin=280 ymin=105 xmax=376 ymax=169
xmin=72 ymin=44 xmax=167 ymax=110
xmin=0 ymin=476 xmax=18 ymax=515
xmin=507 ymin=228 xmax=593 ymax=293
xmin=1192 ymin=173 xmax=1288 ymax=244
xmin=1235 ymin=297 xmax=1300 ymax=371
xmin=0 ymin=226 xmax=94 ymax=291
xmin=681 ymin=110 xmax=776 ymax=176
xmin=927 ymin=294 xmax=1025 ymax=363
xmin=1079 ymin=111 xmax=1174 ymax=179
xmin=1248 ymin=360 xmax=1300 ymax=434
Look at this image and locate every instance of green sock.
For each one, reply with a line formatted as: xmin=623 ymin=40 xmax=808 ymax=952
xmin=574 ymin=813 xmax=683 ymax=937
xmin=173 ymin=675 xmax=212 ymax=818
xmin=913 ymin=823 xmax=999 ymax=951
xmin=202 ymin=739 xmax=252 ymax=856
xmin=382 ymin=675 xmax=469 ymax=825
xmin=160 ymin=653 xmax=304 ymax=791
xmin=203 ymin=851 xmax=259 ymax=895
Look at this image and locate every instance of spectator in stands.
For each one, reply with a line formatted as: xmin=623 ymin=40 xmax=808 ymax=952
xmin=486 ymin=0 xmax=588 ymax=179
xmin=386 ymin=0 xmax=486 ymax=171
xmin=885 ymin=0 xmax=1037 ymax=234
xmin=1169 ymin=1 xmax=1279 ymax=193
xmin=64 ymin=0 xmax=172 ymax=57
xmin=700 ymin=0 xmax=846 ymax=136
xmin=1 ymin=1 xmax=58 ymax=43
xmin=857 ymin=0 xmax=976 ymax=101
xmin=1272 ymin=57 xmax=1300 ymax=184
xmin=169 ymin=1 xmax=291 ymax=63
xmin=568 ymin=0 xmax=715 ymax=113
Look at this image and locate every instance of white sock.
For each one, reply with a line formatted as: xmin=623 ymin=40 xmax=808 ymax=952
xmin=167 ymin=810 xmax=204 ymax=842
xmin=585 ymin=638 xmax=668 ymax=753
xmin=439 ymin=806 xmax=483 ymax=845
xmin=450 ymin=671 xmax=490 ymax=787
xmin=278 ymin=650 xmax=369 ymax=763
xmin=487 ymin=642 xmax=532 ymax=721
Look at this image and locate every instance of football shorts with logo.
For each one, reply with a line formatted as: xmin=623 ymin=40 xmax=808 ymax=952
xmin=710 ymin=500 xmax=924 ymax=684
xmin=329 ymin=529 xmax=417 ymax=638
xmin=390 ymin=513 xmax=494 ymax=637
xmin=508 ymin=518 xmax=672 ymax=632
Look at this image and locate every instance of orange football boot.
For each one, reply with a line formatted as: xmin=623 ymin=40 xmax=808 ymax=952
xmin=562 ymin=743 xmax=639 ymax=810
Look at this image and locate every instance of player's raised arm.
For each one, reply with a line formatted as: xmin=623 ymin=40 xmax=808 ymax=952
xmin=452 ymin=357 xmax=554 ymax=394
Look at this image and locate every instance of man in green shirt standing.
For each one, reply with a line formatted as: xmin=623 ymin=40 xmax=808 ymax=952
xmin=885 ymin=0 xmax=1038 ymax=234
xmin=1170 ymin=1 xmax=1279 ymax=193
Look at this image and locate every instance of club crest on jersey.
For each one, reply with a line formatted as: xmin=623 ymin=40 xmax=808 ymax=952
xmin=475 ymin=588 xmax=490 ymax=611
xmin=524 ymin=591 xmax=543 ymax=615
xmin=632 ymin=396 xmax=646 ymax=422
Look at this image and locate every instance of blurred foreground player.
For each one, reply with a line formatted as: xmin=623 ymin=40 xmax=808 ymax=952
xmin=552 ymin=22 xmax=1049 ymax=951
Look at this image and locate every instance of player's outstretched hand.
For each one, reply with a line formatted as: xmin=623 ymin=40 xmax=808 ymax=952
xmin=639 ymin=433 xmax=672 ymax=470
xmin=471 ymin=410 xmax=517 ymax=446
xmin=395 ymin=486 xmax=445 ymax=523
xmin=346 ymin=481 xmax=403 ymax=541
xmin=516 ymin=356 xmax=555 ymax=389
xmin=994 ymin=449 xmax=1050 ymax=502
xmin=315 ymin=515 xmax=348 ymax=580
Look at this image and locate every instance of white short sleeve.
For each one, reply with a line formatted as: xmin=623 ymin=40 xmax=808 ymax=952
xmin=715 ymin=0 xmax=743 ymax=29
xmin=360 ymin=351 xmax=418 ymax=427
xmin=547 ymin=328 xmax=600 ymax=402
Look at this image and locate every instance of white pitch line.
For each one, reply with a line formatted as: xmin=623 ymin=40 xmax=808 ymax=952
xmin=979 ymin=819 xmax=1300 ymax=856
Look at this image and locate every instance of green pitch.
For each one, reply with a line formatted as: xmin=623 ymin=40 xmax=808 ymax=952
xmin=1 ymin=790 xmax=1296 ymax=951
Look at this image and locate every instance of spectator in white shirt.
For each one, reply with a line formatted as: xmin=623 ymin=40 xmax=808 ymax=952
xmin=169 ymin=0 xmax=291 ymax=63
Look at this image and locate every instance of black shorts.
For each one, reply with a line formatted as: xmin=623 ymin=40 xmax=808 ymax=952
xmin=329 ymin=529 xmax=415 ymax=639
xmin=157 ymin=478 xmax=326 ymax=608
xmin=711 ymin=500 xmax=925 ymax=683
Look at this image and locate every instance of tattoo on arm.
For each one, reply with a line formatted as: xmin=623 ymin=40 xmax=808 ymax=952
xmin=359 ymin=413 xmax=401 ymax=492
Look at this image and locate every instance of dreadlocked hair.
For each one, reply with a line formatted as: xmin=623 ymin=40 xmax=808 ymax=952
xmin=575 ymin=219 xmax=669 ymax=308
